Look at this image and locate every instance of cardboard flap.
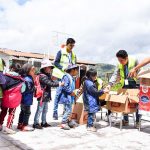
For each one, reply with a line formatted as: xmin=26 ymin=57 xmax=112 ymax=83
xmin=105 ymin=94 xmax=111 ymax=101
xmin=117 ymin=89 xmax=139 ymax=96
xmin=125 ymin=89 xmax=139 ymax=96
xmin=138 ymin=69 xmax=150 ymax=79
xmin=128 ymin=95 xmax=139 ymax=103
xmin=99 ymin=93 xmax=107 ymax=100
xmin=106 ymin=94 xmax=128 ymax=104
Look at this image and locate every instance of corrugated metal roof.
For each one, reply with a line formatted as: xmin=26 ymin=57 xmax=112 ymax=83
xmin=0 ymin=48 xmax=96 ymax=65
xmin=0 ymin=48 xmax=54 ymax=60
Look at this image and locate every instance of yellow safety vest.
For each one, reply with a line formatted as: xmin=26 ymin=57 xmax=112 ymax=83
xmin=52 ymin=48 xmax=76 ymax=79
xmin=118 ymin=56 xmax=137 ymax=87
xmin=0 ymin=58 xmax=4 ymax=72
xmin=96 ymin=78 xmax=103 ymax=90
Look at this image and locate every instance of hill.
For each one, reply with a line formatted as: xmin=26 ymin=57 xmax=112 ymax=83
xmin=90 ymin=63 xmax=115 ymax=81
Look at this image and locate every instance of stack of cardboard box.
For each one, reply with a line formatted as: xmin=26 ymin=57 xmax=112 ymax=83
xmin=138 ymin=69 xmax=150 ymax=115
xmin=105 ymin=89 xmax=139 ymax=113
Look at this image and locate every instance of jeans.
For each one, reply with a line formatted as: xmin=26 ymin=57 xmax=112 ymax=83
xmin=0 ymin=106 xmax=16 ymax=128
xmin=53 ymin=86 xmax=62 ymax=115
xmin=18 ymin=104 xmax=31 ymax=126
xmin=62 ymin=103 xmax=72 ymax=124
xmin=34 ymin=101 xmax=48 ymax=125
xmin=87 ymin=113 xmax=96 ymax=127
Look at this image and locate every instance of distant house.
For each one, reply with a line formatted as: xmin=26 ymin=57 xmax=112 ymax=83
xmin=0 ymin=48 xmax=96 ymax=69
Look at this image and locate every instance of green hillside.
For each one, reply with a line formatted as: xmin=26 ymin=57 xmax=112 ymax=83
xmin=90 ymin=63 xmax=115 ymax=81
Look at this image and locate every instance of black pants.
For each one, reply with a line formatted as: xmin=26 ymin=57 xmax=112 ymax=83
xmin=100 ymin=100 xmax=111 ymax=115
xmin=18 ymin=104 xmax=31 ymax=126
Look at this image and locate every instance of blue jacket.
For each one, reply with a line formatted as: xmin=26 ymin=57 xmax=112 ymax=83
xmin=83 ymin=79 xmax=104 ymax=113
xmin=22 ymin=76 xmax=34 ymax=106
xmin=58 ymin=73 xmax=75 ymax=104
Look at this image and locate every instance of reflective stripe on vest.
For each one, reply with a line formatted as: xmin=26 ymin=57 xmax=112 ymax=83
xmin=118 ymin=56 xmax=137 ymax=87
xmin=52 ymin=47 xmax=76 ymax=79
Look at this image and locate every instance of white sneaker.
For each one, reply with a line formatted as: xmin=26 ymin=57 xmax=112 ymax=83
xmin=21 ymin=125 xmax=34 ymax=131
xmin=87 ymin=127 xmax=97 ymax=132
xmin=3 ymin=127 xmax=16 ymax=134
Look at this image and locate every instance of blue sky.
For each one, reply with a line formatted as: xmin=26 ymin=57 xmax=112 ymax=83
xmin=0 ymin=0 xmax=150 ymax=64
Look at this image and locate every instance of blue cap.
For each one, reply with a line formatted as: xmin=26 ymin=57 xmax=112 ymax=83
xmin=66 ymin=64 xmax=79 ymax=71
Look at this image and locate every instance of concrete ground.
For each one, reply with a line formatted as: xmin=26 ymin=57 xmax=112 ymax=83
xmin=1 ymin=89 xmax=150 ymax=150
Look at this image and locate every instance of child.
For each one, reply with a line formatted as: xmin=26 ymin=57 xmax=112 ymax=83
xmin=83 ymin=68 xmax=108 ymax=132
xmin=33 ymin=59 xmax=62 ymax=129
xmin=0 ymin=63 xmax=25 ymax=134
xmin=58 ymin=64 xmax=79 ymax=130
xmin=18 ymin=63 xmax=35 ymax=131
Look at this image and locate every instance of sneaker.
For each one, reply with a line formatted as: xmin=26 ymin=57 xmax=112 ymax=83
xmin=53 ymin=112 xmax=58 ymax=120
xmin=21 ymin=125 xmax=34 ymax=132
xmin=17 ymin=123 xmax=23 ymax=130
xmin=61 ymin=124 xmax=70 ymax=130
xmin=3 ymin=127 xmax=16 ymax=134
xmin=0 ymin=124 xmax=3 ymax=131
xmin=87 ymin=127 xmax=97 ymax=132
xmin=115 ymin=120 xmax=129 ymax=126
xmin=68 ymin=120 xmax=79 ymax=128
xmin=33 ymin=124 xmax=43 ymax=129
xmin=41 ymin=122 xmax=51 ymax=128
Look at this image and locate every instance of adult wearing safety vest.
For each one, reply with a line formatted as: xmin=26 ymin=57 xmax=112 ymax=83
xmin=106 ymin=50 xmax=140 ymax=128
xmin=52 ymin=38 xmax=77 ymax=120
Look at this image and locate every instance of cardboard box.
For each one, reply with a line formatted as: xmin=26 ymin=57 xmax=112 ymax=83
xmin=105 ymin=89 xmax=139 ymax=113
xmin=70 ymin=95 xmax=88 ymax=125
xmin=138 ymin=70 xmax=150 ymax=113
xmin=71 ymin=102 xmax=88 ymax=125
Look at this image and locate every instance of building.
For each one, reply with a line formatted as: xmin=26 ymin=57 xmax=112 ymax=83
xmin=0 ymin=48 xmax=96 ymax=69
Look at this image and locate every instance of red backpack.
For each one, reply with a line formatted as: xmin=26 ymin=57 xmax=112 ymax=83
xmin=2 ymin=74 xmax=24 ymax=108
xmin=34 ymin=74 xmax=47 ymax=106
xmin=34 ymin=74 xmax=46 ymax=99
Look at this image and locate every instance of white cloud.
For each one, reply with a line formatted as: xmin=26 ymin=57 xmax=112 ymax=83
xmin=0 ymin=0 xmax=150 ymax=64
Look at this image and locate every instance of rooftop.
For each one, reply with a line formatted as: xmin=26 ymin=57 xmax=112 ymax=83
xmin=0 ymin=48 xmax=96 ymax=65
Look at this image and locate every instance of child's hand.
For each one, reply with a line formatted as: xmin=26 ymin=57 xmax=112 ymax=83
xmin=105 ymin=85 xmax=111 ymax=91
xmin=59 ymin=82 xmax=64 ymax=86
xmin=103 ymin=88 xmax=109 ymax=93
xmin=70 ymin=92 xmax=76 ymax=97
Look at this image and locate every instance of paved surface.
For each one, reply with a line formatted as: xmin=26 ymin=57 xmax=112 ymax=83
xmin=1 ymin=89 xmax=150 ymax=150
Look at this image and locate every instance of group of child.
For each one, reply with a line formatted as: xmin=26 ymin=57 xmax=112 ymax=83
xmin=0 ymin=57 xmax=108 ymax=134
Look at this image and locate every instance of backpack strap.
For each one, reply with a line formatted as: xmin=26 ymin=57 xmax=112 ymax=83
xmin=5 ymin=73 xmax=24 ymax=82
xmin=66 ymin=73 xmax=73 ymax=86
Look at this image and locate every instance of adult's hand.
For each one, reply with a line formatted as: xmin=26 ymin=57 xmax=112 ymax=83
xmin=128 ymin=68 xmax=137 ymax=78
xmin=105 ymin=85 xmax=111 ymax=91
